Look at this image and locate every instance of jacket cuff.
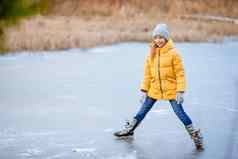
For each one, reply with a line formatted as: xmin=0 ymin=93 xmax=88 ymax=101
xmin=140 ymin=89 xmax=148 ymax=93
xmin=176 ymin=83 xmax=185 ymax=92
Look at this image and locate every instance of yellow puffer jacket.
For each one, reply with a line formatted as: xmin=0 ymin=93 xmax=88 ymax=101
xmin=140 ymin=39 xmax=186 ymax=100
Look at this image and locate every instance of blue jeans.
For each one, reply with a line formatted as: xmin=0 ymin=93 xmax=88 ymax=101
xmin=134 ymin=96 xmax=192 ymax=126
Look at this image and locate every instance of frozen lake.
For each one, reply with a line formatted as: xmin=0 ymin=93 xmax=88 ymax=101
xmin=0 ymin=41 xmax=238 ymax=159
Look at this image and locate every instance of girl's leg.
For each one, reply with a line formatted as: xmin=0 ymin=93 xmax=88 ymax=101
xmin=134 ymin=96 xmax=157 ymax=124
xmin=169 ymin=100 xmax=192 ymax=126
xmin=169 ymin=100 xmax=204 ymax=150
xmin=114 ymin=96 xmax=156 ymax=137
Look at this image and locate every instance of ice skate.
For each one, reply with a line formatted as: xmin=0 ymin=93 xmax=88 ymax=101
xmin=186 ymin=125 xmax=204 ymax=151
xmin=113 ymin=118 xmax=138 ymax=139
xmin=191 ymin=129 xmax=204 ymax=151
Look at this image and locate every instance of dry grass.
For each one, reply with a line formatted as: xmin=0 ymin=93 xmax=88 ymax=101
xmin=2 ymin=0 xmax=238 ymax=52
xmin=48 ymin=0 xmax=238 ymax=18
xmin=4 ymin=14 xmax=238 ymax=52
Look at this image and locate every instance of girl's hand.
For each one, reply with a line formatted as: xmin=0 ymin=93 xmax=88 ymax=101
xmin=140 ymin=91 xmax=147 ymax=104
xmin=176 ymin=92 xmax=184 ymax=104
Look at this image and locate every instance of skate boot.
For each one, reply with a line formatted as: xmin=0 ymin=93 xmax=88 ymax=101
xmin=114 ymin=118 xmax=138 ymax=138
xmin=186 ymin=125 xmax=204 ymax=151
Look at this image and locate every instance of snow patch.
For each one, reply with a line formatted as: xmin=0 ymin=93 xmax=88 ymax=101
xmin=72 ymin=148 xmax=96 ymax=153
xmin=19 ymin=148 xmax=42 ymax=157
xmin=219 ymin=107 xmax=238 ymax=113
xmin=72 ymin=148 xmax=97 ymax=158
xmin=45 ymin=152 xmax=69 ymax=159
xmin=151 ymin=109 xmax=170 ymax=115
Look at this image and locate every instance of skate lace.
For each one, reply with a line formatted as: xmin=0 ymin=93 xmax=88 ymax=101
xmin=191 ymin=130 xmax=203 ymax=144
xmin=124 ymin=120 xmax=130 ymax=128
xmin=124 ymin=120 xmax=131 ymax=129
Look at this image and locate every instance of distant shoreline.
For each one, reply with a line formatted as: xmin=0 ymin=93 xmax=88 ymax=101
xmin=2 ymin=15 xmax=238 ymax=54
xmin=2 ymin=36 xmax=238 ymax=55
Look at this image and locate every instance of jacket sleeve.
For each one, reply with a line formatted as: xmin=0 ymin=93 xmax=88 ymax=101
xmin=140 ymin=55 xmax=152 ymax=92
xmin=173 ymin=52 xmax=186 ymax=92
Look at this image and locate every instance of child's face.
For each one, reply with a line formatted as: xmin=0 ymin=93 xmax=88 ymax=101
xmin=153 ymin=35 xmax=167 ymax=48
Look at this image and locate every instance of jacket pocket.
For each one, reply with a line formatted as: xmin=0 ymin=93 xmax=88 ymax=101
xmin=167 ymin=77 xmax=176 ymax=83
xmin=166 ymin=77 xmax=176 ymax=90
xmin=151 ymin=78 xmax=155 ymax=82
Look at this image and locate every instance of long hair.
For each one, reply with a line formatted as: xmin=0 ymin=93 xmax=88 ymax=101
xmin=150 ymin=38 xmax=169 ymax=60
xmin=149 ymin=41 xmax=158 ymax=60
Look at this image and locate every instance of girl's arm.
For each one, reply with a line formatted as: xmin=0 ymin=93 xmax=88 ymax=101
xmin=140 ymin=55 xmax=152 ymax=93
xmin=173 ymin=52 xmax=186 ymax=92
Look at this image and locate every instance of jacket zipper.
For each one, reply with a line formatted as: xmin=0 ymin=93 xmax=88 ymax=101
xmin=158 ymin=50 xmax=163 ymax=98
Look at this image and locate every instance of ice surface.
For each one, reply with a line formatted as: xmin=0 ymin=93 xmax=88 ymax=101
xmin=0 ymin=41 xmax=238 ymax=159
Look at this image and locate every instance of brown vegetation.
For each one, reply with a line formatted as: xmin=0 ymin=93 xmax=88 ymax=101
xmin=48 ymin=0 xmax=238 ymax=18
xmin=3 ymin=0 xmax=238 ymax=53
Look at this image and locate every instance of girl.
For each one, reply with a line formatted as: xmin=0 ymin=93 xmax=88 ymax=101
xmin=113 ymin=24 xmax=204 ymax=151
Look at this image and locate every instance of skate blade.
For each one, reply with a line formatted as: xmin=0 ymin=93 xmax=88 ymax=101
xmin=114 ymin=135 xmax=134 ymax=140
xmin=196 ymin=145 xmax=205 ymax=152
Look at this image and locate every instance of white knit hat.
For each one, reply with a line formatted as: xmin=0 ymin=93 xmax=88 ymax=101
xmin=152 ymin=23 xmax=170 ymax=40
